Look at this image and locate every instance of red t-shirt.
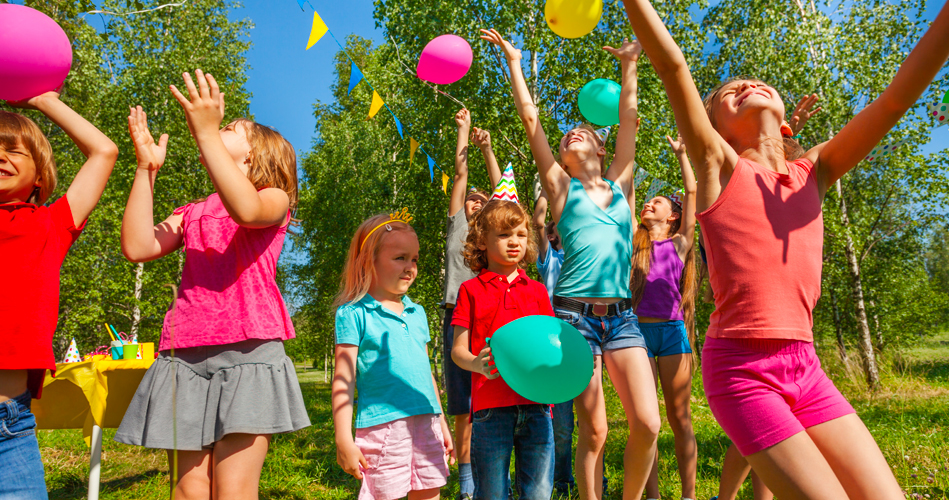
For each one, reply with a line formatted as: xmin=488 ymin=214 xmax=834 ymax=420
xmin=451 ymin=268 xmax=555 ymax=413
xmin=0 ymin=196 xmax=85 ymax=398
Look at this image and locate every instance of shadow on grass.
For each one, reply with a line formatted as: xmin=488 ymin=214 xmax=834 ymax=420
xmin=899 ymin=358 xmax=949 ymax=386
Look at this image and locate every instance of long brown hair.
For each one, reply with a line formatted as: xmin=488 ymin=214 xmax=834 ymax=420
xmin=234 ymin=118 xmax=299 ymax=212
xmin=630 ymin=198 xmax=698 ymax=350
xmin=463 ymin=200 xmax=538 ymax=273
xmin=333 ymin=213 xmax=416 ymax=307
xmin=0 ymin=111 xmax=57 ymax=204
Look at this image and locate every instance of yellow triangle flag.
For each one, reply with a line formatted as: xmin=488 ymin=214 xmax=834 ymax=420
xmin=306 ymin=12 xmax=329 ymax=50
xmin=367 ymin=91 xmax=385 ymax=119
xmin=442 ymin=172 xmax=450 ymax=194
xmin=409 ymin=138 xmax=420 ymax=164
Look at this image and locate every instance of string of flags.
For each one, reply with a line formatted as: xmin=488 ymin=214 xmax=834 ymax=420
xmin=866 ymin=92 xmax=948 ymax=163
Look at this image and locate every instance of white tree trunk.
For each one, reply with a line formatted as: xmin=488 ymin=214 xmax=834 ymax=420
xmin=130 ymin=262 xmax=144 ymax=339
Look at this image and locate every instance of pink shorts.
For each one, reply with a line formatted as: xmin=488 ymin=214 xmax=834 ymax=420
xmin=355 ymin=414 xmax=449 ymax=500
xmin=702 ymin=337 xmax=855 ymax=456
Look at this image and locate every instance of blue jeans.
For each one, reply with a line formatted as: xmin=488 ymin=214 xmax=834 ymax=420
xmin=471 ymin=405 xmax=554 ymax=500
xmin=554 ymin=306 xmax=645 ymax=356
xmin=0 ymin=392 xmax=48 ymax=500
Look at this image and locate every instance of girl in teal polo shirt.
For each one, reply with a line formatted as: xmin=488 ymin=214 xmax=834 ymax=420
xmin=332 ymin=211 xmax=455 ymax=500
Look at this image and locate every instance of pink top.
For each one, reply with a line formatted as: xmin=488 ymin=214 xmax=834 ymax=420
xmin=634 ymin=239 xmax=685 ymax=321
xmin=696 ymin=158 xmax=823 ymax=342
xmin=160 ymin=193 xmax=295 ymax=350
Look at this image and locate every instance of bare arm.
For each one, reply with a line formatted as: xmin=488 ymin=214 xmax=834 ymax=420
xmin=472 ymin=127 xmax=503 ymax=189
xmin=603 ymin=39 xmax=642 ymax=196
xmin=620 ymin=0 xmax=738 ymax=212
xmin=479 ymin=29 xmax=570 ymax=215
xmin=8 ymin=92 xmax=118 ymax=226
xmin=332 ymin=344 xmax=367 ymax=480
xmin=451 ymin=326 xmax=500 ymax=379
xmin=169 ymin=70 xmax=289 ymax=228
xmin=533 ymin=186 xmax=550 ymax=258
xmin=810 ymin=2 xmax=949 ymax=193
xmin=450 ymin=109 xmax=471 ymax=217
xmin=121 ymin=106 xmax=185 ymax=263
xmin=668 ymin=135 xmax=697 ymax=259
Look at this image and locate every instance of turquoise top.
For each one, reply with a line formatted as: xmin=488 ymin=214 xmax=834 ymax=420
xmin=554 ymin=178 xmax=633 ymax=298
xmin=335 ymin=294 xmax=441 ymax=428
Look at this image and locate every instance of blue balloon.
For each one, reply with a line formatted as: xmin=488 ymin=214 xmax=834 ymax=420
xmin=578 ymin=79 xmax=621 ymax=126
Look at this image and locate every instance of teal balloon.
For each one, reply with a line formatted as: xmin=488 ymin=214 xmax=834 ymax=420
xmin=489 ymin=315 xmax=593 ymax=404
xmin=578 ymin=79 xmax=621 ymax=126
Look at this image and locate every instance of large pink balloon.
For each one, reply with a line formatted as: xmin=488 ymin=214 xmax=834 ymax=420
xmin=416 ymin=35 xmax=473 ymax=85
xmin=0 ymin=4 xmax=73 ymax=101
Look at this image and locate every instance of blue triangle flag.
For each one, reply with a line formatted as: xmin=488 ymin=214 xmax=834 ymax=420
xmin=392 ymin=113 xmax=404 ymax=139
xmin=348 ymin=62 xmax=363 ymax=95
xmin=427 ymin=155 xmax=435 ymax=182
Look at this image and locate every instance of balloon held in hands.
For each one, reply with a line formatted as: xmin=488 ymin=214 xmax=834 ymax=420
xmin=0 ymin=4 xmax=73 ymax=101
xmin=578 ymin=79 xmax=622 ymax=126
xmin=417 ymin=35 xmax=473 ymax=85
xmin=544 ymin=0 xmax=603 ymax=39
xmin=489 ymin=315 xmax=594 ymax=404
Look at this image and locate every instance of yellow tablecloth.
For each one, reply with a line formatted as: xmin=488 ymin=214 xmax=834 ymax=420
xmin=31 ymin=358 xmax=154 ymax=445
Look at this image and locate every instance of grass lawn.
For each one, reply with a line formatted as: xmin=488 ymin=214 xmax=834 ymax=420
xmin=38 ymin=336 xmax=949 ymax=499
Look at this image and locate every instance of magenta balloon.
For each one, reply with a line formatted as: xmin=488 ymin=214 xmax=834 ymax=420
xmin=0 ymin=4 xmax=73 ymax=101
xmin=416 ymin=35 xmax=473 ymax=85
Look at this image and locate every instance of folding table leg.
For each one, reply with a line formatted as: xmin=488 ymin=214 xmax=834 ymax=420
xmin=88 ymin=424 xmax=102 ymax=500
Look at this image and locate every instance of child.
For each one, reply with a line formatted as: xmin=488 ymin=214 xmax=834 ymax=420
xmin=482 ymin=29 xmax=656 ymax=500
xmin=0 ymin=92 xmax=118 ymax=499
xmin=115 ymin=71 xmax=310 ymax=499
xmin=443 ymin=108 xmax=502 ymax=500
xmin=451 ymin=193 xmax=554 ymax=500
xmin=630 ymin=135 xmax=698 ymax=500
xmin=622 ymin=1 xmax=949 ymax=497
xmin=333 ymin=211 xmax=454 ymax=500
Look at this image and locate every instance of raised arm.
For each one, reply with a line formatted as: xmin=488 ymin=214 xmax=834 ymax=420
xmin=121 ymin=106 xmax=185 ymax=263
xmin=810 ymin=2 xmax=949 ymax=192
xmin=449 ymin=109 xmax=471 ymax=217
xmin=332 ymin=344 xmax=367 ymax=480
xmin=668 ymin=135 xmax=697 ymax=258
xmin=603 ymin=39 xmax=642 ymax=197
xmin=8 ymin=92 xmax=118 ymax=225
xmin=479 ymin=29 xmax=570 ymax=207
xmin=788 ymin=94 xmax=821 ymax=137
xmin=620 ymin=0 xmax=737 ymax=212
xmin=533 ymin=181 xmax=550 ymax=258
xmin=471 ymin=127 xmax=503 ymax=189
xmin=169 ymin=70 xmax=289 ymax=228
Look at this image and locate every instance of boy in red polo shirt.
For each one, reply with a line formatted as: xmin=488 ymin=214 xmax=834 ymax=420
xmin=451 ymin=177 xmax=555 ymax=500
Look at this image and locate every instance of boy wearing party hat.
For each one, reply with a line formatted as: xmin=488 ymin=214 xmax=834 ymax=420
xmin=451 ymin=167 xmax=556 ymax=499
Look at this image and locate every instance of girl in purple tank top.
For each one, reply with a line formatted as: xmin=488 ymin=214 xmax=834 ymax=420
xmin=116 ymin=71 xmax=310 ymax=498
xmin=629 ymin=135 xmax=698 ymax=500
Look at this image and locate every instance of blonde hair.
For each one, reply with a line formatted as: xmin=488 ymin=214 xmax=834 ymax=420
xmin=463 ymin=200 xmax=537 ymax=273
xmin=333 ymin=213 xmax=417 ymax=307
xmin=233 ymin=118 xmax=299 ymax=212
xmin=0 ymin=111 xmax=57 ymax=204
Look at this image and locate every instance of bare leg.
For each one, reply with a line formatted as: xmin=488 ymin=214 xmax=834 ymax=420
xmin=745 ymin=431 xmax=849 ymax=500
xmin=168 ymin=449 xmax=212 ymax=500
xmin=656 ymin=354 xmax=697 ymax=499
xmin=408 ymin=488 xmax=441 ymax=500
xmin=717 ymin=444 xmax=751 ymax=500
xmin=574 ymin=356 xmax=608 ymax=500
xmin=750 ymin=471 xmax=773 ymax=500
xmin=603 ymin=347 xmax=661 ymax=500
xmin=454 ymin=414 xmax=472 ymax=463
xmin=645 ymin=357 xmax=660 ymax=499
xmin=211 ymin=433 xmax=271 ymax=500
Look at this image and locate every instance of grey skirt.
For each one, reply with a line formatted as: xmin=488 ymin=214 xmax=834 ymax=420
xmin=114 ymin=339 xmax=311 ymax=450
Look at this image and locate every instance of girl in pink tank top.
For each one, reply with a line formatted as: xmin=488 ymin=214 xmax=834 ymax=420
xmin=116 ymin=71 xmax=309 ymax=498
xmin=623 ymin=1 xmax=949 ymax=498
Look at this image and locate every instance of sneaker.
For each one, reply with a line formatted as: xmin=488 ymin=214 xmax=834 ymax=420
xmin=456 ymin=494 xmax=473 ymax=500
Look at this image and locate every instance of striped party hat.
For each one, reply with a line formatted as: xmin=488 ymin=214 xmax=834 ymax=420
xmin=491 ymin=163 xmax=518 ymax=203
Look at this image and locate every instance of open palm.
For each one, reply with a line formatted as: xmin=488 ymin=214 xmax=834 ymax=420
xmin=127 ymin=106 xmax=168 ymax=171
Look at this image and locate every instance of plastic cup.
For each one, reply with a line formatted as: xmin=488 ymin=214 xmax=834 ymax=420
xmin=110 ymin=346 xmax=122 ymax=360
xmin=139 ymin=343 xmax=155 ymax=360
xmin=122 ymin=344 xmax=139 ymax=360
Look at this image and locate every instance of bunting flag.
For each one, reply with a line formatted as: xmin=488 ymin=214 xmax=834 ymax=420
xmin=491 ymin=163 xmax=519 ymax=203
xmin=295 ymin=0 xmax=309 ymax=8
xmin=347 ymin=62 xmax=363 ymax=94
xmin=634 ymin=167 xmax=650 ymax=187
xmin=367 ymin=91 xmax=385 ymax=119
xmin=409 ymin=138 xmax=420 ymax=164
xmin=595 ymin=126 xmax=611 ymax=144
xmin=865 ymin=139 xmax=910 ymax=162
xmin=306 ymin=11 xmax=328 ymax=49
xmin=442 ymin=172 xmax=450 ymax=194
xmin=63 ymin=338 xmax=81 ymax=363
xmin=427 ymin=155 xmax=436 ymax=182
xmin=392 ymin=113 xmax=404 ymax=139
xmin=645 ymin=178 xmax=666 ymax=200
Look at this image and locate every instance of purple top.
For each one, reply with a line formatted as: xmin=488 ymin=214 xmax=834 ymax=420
xmin=634 ymin=239 xmax=684 ymax=321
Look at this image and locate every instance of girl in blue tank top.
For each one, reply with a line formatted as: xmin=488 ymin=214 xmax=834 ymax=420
xmin=629 ymin=135 xmax=699 ymax=500
xmin=482 ymin=28 xmax=659 ymax=500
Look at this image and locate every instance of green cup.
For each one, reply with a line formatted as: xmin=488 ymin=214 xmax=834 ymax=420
xmin=122 ymin=344 xmax=139 ymax=360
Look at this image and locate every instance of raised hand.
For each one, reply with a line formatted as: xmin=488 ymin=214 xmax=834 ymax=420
xmin=455 ymin=108 xmax=471 ymax=130
xmin=479 ymin=28 xmax=522 ymax=62
xmin=5 ymin=91 xmax=60 ymax=110
xmin=603 ymin=37 xmax=643 ymax=62
xmin=666 ymin=134 xmax=687 ymax=156
xmin=127 ymin=106 xmax=168 ymax=171
xmin=471 ymin=127 xmax=492 ymax=148
xmin=789 ymin=94 xmax=821 ymax=136
xmin=169 ymin=69 xmax=226 ymax=135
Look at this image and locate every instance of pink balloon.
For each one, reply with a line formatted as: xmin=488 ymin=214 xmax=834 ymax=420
xmin=0 ymin=4 xmax=72 ymax=101
xmin=416 ymin=35 xmax=473 ymax=85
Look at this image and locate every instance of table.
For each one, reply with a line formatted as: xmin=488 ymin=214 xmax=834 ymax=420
xmin=32 ymin=358 xmax=154 ymax=500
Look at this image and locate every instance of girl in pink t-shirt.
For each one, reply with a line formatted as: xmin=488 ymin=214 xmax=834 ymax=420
xmin=623 ymin=1 xmax=949 ymax=498
xmin=115 ymin=71 xmax=309 ymax=499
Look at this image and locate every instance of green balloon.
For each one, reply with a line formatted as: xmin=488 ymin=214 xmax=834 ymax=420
xmin=942 ymin=89 xmax=949 ymax=104
xmin=578 ymin=78 xmax=621 ymax=126
xmin=489 ymin=315 xmax=594 ymax=404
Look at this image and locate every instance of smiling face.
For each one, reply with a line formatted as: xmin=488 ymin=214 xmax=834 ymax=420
xmin=640 ymin=196 xmax=679 ymax=229
xmin=464 ymin=193 xmax=488 ymax=218
xmin=706 ymin=79 xmax=789 ymax=143
xmin=372 ymin=230 xmax=419 ymax=298
xmin=0 ymin=112 xmax=55 ymax=205
xmin=481 ymin=220 xmax=530 ymax=270
xmin=0 ymin=140 xmax=40 ymax=204
xmin=558 ymin=127 xmax=605 ymax=174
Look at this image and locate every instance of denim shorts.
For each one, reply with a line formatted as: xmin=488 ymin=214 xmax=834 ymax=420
xmin=0 ymin=392 xmax=48 ymax=500
xmin=641 ymin=320 xmax=692 ymax=358
xmin=554 ymin=306 xmax=645 ymax=356
xmin=443 ymin=308 xmax=472 ymax=416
